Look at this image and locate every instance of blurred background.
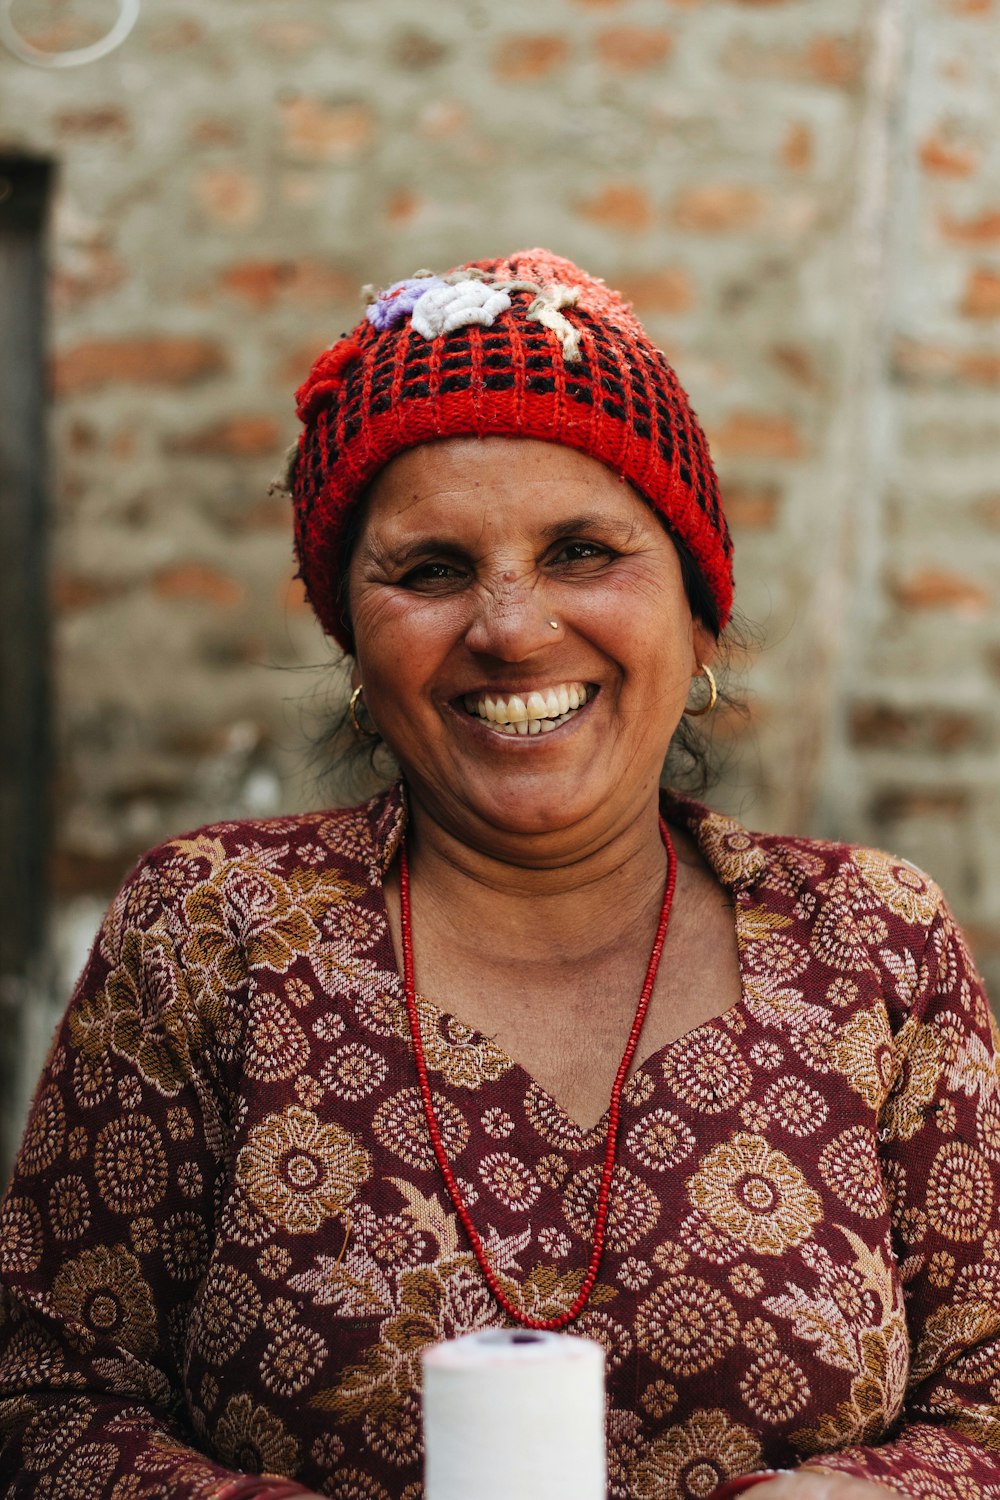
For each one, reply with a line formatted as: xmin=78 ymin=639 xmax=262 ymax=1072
xmin=1 ymin=0 xmax=998 ymax=1170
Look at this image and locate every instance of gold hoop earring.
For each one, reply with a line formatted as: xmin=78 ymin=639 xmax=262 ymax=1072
xmin=684 ymin=662 xmax=717 ymax=718
xmin=348 ymin=685 xmax=379 ymax=741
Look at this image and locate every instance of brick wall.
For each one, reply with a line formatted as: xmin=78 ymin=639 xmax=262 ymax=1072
xmin=0 ymin=0 xmax=997 ymax=1135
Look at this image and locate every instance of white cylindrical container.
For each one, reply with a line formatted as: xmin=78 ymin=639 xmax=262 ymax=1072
xmin=422 ymin=1328 xmax=606 ymax=1500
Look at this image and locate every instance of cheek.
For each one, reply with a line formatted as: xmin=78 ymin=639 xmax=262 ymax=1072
xmin=349 ymin=591 xmax=463 ymax=712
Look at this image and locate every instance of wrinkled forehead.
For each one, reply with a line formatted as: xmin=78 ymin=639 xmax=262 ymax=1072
xmin=350 ymin=435 xmax=658 ymax=553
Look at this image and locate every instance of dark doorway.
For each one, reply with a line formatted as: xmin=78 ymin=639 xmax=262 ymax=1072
xmin=0 ymin=155 xmax=53 ymax=1173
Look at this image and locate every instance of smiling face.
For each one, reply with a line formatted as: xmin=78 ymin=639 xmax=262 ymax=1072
xmin=346 ymin=436 xmax=715 ymax=860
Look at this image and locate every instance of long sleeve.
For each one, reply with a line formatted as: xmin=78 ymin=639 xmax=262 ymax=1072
xmin=801 ymin=895 xmax=1000 ymax=1495
xmin=0 ymin=849 xmax=315 ymax=1499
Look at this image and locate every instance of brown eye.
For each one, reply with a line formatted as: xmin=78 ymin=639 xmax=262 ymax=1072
xmin=552 ymin=540 xmax=612 ymax=565
xmin=400 ymin=560 xmax=467 ymax=589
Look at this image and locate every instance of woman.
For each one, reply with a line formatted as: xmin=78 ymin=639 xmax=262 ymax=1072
xmin=0 ymin=250 xmax=997 ymax=1500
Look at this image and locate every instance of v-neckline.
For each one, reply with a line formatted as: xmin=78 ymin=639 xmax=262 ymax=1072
xmin=406 ymin=976 xmax=755 ymax=1142
xmin=366 ymin=789 xmax=764 ymax=1139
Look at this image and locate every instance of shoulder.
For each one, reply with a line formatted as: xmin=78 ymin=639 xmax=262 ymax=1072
xmin=758 ymin=830 xmax=945 ymax=927
xmin=670 ymin=791 xmax=945 ymax=925
xmin=100 ymin=792 xmax=399 ymax=953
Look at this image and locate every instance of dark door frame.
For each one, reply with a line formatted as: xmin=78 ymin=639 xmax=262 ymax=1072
xmin=0 ymin=154 xmax=54 ymax=1173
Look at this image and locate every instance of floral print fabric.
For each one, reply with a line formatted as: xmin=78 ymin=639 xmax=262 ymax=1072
xmin=1 ymin=784 xmax=999 ymax=1500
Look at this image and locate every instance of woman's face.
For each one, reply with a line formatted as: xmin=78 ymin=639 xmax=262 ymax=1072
xmin=347 ymin=437 xmax=715 ymax=858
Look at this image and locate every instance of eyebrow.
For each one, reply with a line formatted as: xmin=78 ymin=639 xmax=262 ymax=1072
xmin=362 ymin=536 xmax=467 ymax=569
xmin=536 ymin=512 xmax=642 ymax=544
xmin=364 ymin=512 xmax=643 ymax=568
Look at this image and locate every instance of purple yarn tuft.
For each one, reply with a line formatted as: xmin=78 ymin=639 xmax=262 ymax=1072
xmin=366 ymin=276 xmax=447 ymax=331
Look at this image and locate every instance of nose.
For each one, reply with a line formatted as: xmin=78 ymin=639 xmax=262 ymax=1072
xmin=463 ymin=573 xmax=558 ymax=661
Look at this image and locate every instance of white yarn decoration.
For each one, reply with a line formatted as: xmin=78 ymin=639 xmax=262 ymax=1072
xmin=411 ymin=280 xmax=512 ymax=340
xmin=526 ymin=283 xmax=583 ymax=364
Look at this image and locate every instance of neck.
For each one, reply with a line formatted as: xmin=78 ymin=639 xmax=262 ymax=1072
xmin=398 ymin=785 xmax=672 ymax=961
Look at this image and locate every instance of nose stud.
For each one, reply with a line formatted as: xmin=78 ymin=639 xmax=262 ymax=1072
xmin=548 ymin=619 xmax=559 ymax=631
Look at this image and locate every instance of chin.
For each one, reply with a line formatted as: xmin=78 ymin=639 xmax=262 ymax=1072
xmin=462 ymin=770 xmax=609 ymax=843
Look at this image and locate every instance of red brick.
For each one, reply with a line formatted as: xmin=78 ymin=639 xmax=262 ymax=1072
xmin=709 ymin=411 xmax=804 ymax=460
xmin=961 ymin=268 xmax=1000 ymax=319
xmin=254 ymin=20 xmax=327 ymax=51
xmin=720 ymin=481 xmax=780 ymax=529
xmin=219 ymin=261 xmax=289 ymax=307
xmin=51 ymin=248 xmax=126 ymax=311
xmin=780 ymin=122 xmax=813 ymax=172
xmin=287 ymin=261 xmax=355 ymax=305
xmin=577 ymin=183 xmax=653 ymax=232
xmin=234 ymin=496 xmax=290 ymax=532
xmin=672 ymin=184 xmax=765 ymax=232
xmin=53 ymin=337 xmax=225 ymax=394
xmin=148 ymin=18 xmax=203 ymax=49
xmin=493 ymin=34 xmax=570 ymax=81
xmin=195 ymin=169 xmax=262 ymax=227
xmin=771 ymin=345 xmax=821 ymax=388
xmin=724 ymin=34 xmax=861 ymax=89
xmin=390 ymin=29 xmax=449 ymax=70
xmin=974 ymin=494 xmax=1000 ymax=528
xmin=386 ymin=190 xmax=423 ymax=226
xmin=52 ymin=573 xmax=126 ymax=611
xmin=870 ymin=788 xmax=969 ymax=821
xmin=890 ymin=567 xmax=992 ymax=613
xmin=219 ymin=259 xmax=353 ymax=308
xmin=919 ymin=131 xmax=977 ymax=178
xmin=53 ymin=106 xmax=130 ymax=138
xmin=154 ymin=564 xmax=245 ymax=608
xmin=595 ymin=27 xmax=673 ymax=71
xmin=804 ymin=36 xmax=861 ymax=87
xmin=280 ymin=98 xmax=375 ymax=160
xmin=67 ymin=420 xmax=98 ymax=453
xmin=190 ymin=118 xmax=243 ymax=147
xmin=850 ymin=703 xmax=983 ymax=752
xmin=939 ymin=208 xmax=1000 ymax=246
xmin=616 ymin=267 xmax=695 ymax=314
xmin=173 ymin=416 xmax=282 ymax=459
xmin=894 ymin=338 xmax=1000 ymax=387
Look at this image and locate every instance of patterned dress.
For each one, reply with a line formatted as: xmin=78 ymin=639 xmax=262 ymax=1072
xmin=1 ymin=784 xmax=999 ymax=1500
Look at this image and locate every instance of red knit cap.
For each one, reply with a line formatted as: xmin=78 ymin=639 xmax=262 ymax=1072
xmin=291 ymin=248 xmax=733 ymax=649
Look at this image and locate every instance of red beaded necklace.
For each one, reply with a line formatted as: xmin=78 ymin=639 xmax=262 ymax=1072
xmin=398 ymin=816 xmax=677 ymax=1331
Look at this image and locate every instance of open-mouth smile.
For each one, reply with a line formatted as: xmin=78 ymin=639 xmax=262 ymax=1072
xmin=461 ymin=682 xmax=596 ymax=736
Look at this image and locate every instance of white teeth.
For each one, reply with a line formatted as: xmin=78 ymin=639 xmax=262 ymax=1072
xmin=465 ymin=683 xmax=593 ymax=736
